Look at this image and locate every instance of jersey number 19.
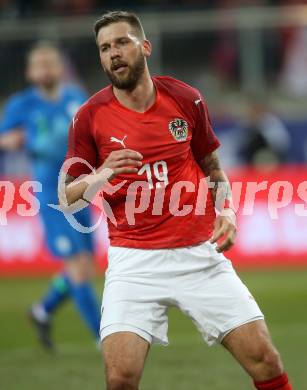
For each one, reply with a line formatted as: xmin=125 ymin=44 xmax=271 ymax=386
xmin=138 ymin=161 xmax=169 ymax=189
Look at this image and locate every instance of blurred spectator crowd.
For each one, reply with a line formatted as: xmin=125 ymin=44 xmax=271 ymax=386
xmin=1 ymin=0 xmax=307 ymax=18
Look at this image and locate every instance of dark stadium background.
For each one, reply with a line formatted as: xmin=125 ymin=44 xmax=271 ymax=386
xmin=0 ymin=1 xmax=306 ymax=389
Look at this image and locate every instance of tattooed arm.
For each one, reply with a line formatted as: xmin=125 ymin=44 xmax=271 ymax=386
xmin=199 ymin=151 xmax=234 ymax=211
xmin=198 ymin=151 xmax=236 ymax=252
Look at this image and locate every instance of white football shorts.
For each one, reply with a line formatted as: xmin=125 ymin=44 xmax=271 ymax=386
xmin=100 ymin=241 xmax=264 ymax=346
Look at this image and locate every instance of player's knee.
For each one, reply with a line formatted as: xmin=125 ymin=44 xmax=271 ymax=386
xmin=65 ymin=253 xmax=94 ymax=283
xmin=251 ymin=344 xmax=283 ymax=377
xmin=107 ymin=371 xmax=138 ymax=390
xmin=262 ymin=347 xmax=283 ymax=375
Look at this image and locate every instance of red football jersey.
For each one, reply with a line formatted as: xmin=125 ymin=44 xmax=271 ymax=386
xmin=66 ymin=76 xmax=220 ymax=249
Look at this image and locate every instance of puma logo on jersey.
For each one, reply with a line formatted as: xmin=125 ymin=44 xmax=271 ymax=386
xmin=194 ymin=98 xmax=202 ymax=106
xmin=110 ymin=135 xmax=127 ymax=148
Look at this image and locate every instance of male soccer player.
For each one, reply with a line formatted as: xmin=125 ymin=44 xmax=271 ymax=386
xmin=62 ymin=11 xmax=292 ymax=390
xmin=0 ymin=42 xmax=101 ymax=350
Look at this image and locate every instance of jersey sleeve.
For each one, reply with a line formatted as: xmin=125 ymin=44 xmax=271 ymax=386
xmin=65 ymin=105 xmax=98 ymax=178
xmin=0 ymin=94 xmax=25 ymax=134
xmin=191 ymin=94 xmax=220 ymax=164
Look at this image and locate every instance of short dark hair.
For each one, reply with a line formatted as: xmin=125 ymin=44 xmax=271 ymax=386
xmin=94 ymin=10 xmax=145 ymax=41
xmin=27 ymin=40 xmax=62 ymax=63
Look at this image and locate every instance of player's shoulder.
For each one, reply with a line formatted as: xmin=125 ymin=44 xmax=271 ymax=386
xmin=73 ymin=85 xmax=113 ymax=121
xmin=6 ymin=87 xmax=35 ymax=107
xmin=87 ymin=85 xmax=113 ymax=106
xmin=153 ymin=76 xmax=201 ymax=100
xmin=153 ymin=76 xmax=206 ymax=117
xmin=76 ymin=85 xmax=112 ymax=113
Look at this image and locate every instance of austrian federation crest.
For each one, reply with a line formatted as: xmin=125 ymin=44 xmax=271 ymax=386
xmin=168 ymin=118 xmax=188 ymax=142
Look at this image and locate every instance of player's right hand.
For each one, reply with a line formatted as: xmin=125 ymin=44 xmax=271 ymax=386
xmin=97 ymin=149 xmax=143 ymax=180
xmin=210 ymin=209 xmax=236 ymax=253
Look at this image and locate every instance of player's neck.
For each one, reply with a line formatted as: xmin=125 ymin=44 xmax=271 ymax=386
xmin=113 ymin=70 xmax=155 ymax=113
xmin=38 ymin=85 xmax=61 ymax=101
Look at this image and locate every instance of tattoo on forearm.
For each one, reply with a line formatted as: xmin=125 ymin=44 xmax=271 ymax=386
xmin=200 ymin=151 xmax=221 ymax=176
xmin=199 ymin=151 xmax=233 ymax=210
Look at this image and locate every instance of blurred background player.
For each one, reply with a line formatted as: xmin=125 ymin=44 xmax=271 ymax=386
xmin=0 ymin=41 xmax=101 ymax=350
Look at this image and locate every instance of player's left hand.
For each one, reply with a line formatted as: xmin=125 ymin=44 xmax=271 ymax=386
xmin=210 ymin=209 xmax=236 ymax=253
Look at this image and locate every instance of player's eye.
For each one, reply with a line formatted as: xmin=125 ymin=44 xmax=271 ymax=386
xmin=100 ymin=46 xmax=109 ymax=53
xmin=118 ymin=38 xmax=129 ymax=45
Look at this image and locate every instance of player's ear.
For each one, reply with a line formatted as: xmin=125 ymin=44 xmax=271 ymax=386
xmin=142 ymin=39 xmax=152 ymax=57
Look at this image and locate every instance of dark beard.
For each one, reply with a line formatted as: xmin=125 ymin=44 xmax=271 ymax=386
xmin=105 ymin=53 xmax=145 ymax=90
xmin=40 ymin=78 xmax=59 ymax=90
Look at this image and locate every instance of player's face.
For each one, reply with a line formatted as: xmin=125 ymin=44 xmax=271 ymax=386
xmin=97 ymin=22 xmax=151 ymax=90
xmin=26 ymin=48 xmax=64 ymax=89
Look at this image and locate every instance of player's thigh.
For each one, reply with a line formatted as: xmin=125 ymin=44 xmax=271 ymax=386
xmin=101 ymin=247 xmax=170 ymax=346
xmin=176 ymin=255 xmax=263 ymax=345
xmin=39 ymin=205 xmax=94 ymax=259
xmin=102 ymin=331 xmax=150 ymax=384
xmin=222 ymin=319 xmax=282 ymax=374
xmin=64 ymin=251 xmax=95 ymax=282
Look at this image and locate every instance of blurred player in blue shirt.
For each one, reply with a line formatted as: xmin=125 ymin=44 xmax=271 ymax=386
xmin=0 ymin=42 xmax=101 ymax=350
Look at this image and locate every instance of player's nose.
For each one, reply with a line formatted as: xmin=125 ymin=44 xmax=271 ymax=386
xmin=110 ymin=46 xmax=121 ymax=60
